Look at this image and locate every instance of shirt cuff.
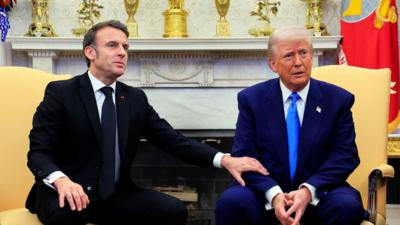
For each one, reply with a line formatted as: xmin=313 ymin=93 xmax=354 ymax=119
xmin=213 ymin=152 xmax=228 ymax=168
xmin=300 ymin=183 xmax=320 ymax=205
xmin=265 ymin=185 xmax=283 ymax=210
xmin=43 ymin=171 xmax=67 ymax=190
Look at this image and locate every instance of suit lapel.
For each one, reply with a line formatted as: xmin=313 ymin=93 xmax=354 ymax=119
xmin=116 ymin=82 xmax=129 ymax=161
xmin=265 ymin=80 xmax=291 ymax=180
xmin=297 ymin=79 xmax=323 ymax=177
xmin=79 ymin=73 xmax=102 ymax=144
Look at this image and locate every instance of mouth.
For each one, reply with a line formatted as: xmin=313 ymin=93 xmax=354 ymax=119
xmin=114 ymin=62 xmax=126 ymax=67
xmin=292 ymin=71 xmax=304 ymax=77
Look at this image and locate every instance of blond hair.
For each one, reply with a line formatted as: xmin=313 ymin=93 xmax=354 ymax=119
xmin=268 ymin=26 xmax=313 ymax=59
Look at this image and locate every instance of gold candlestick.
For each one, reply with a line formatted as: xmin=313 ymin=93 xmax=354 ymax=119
xmin=215 ymin=0 xmax=231 ymax=36
xmin=124 ymin=0 xmax=139 ymax=37
xmin=72 ymin=0 xmax=103 ymax=37
xmin=300 ymin=0 xmax=328 ymax=36
xmin=163 ymin=0 xmax=188 ymax=38
xmin=248 ymin=0 xmax=280 ymax=37
xmin=25 ymin=0 xmax=57 ymax=37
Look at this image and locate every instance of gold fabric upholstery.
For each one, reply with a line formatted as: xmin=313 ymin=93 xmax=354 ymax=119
xmin=0 ymin=67 xmax=70 ymax=224
xmin=312 ymin=65 xmax=395 ymax=225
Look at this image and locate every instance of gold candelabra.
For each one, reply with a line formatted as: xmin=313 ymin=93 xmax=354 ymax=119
xmin=25 ymin=0 xmax=57 ymax=37
xmin=124 ymin=0 xmax=139 ymax=37
xmin=301 ymin=0 xmax=328 ymax=36
xmin=248 ymin=0 xmax=280 ymax=37
xmin=163 ymin=0 xmax=188 ymax=38
xmin=72 ymin=0 xmax=103 ymax=37
xmin=215 ymin=0 xmax=231 ymax=36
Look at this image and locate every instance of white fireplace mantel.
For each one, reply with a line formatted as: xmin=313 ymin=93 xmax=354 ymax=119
xmin=5 ymin=36 xmax=341 ymax=129
xmin=8 ymin=36 xmax=340 ymax=51
xmin=7 ymin=36 xmax=341 ymax=83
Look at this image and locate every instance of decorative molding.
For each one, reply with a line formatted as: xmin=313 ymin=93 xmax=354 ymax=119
xmin=6 ymin=36 xmax=340 ymax=87
xmin=140 ymin=60 xmax=213 ymax=87
xmin=7 ymin=36 xmax=341 ymax=52
xmin=387 ymin=137 xmax=400 ymax=158
xmin=27 ymin=50 xmax=58 ymax=58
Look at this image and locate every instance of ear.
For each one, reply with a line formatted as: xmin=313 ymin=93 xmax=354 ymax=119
xmin=268 ymin=58 xmax=277 ymax=73
xmin=84 ymin=46 xmax=96 ymax=62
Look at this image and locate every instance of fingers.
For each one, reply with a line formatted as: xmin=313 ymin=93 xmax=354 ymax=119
xmin=59 ymin=192 xmax=65 ymax=208
xmin=56 ymin=178 xmax=89 ymax=211
xmin=72 ymin=189 xmax=84 ymax=211
xmin=284 ymin=191 xmax=306 ymax=225
xmin=284 ymin=193 xmax=293 ymax=206
xmin=231 ymin=172 xmax=246 ymax=186
xmin=66 ymin=191 xmax=77 ymax=211
xmin=285 ymin=205 xmax=303 ymax=225
xmin=79 ymin=189 xmax=90 ymax=209
xmin=242 ymin=157 xmax=268 ymax=175
xmin=275 ymin=205 xmax=293 ymax=225
xmin=285 ymin=204 xmax=296 ymax=219
xmin=291 ymin=210 xmax=302 ymax=225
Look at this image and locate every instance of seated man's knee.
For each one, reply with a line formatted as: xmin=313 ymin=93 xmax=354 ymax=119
xmin=320 ymin=189 xmax=364 ymax=224
xmin=39 ymin=207 xmax=85 ymax=225
xmin=165 ymin=199 xmax=187 ymax=225
xmin=216 ymin=186 xmax=251 ymax=212
xmin=334 ymin=195 xmax=364 ymax=219
xmin=216 ymin=186 xmax=263 ymax=225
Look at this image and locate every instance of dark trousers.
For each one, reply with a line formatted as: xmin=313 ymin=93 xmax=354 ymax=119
xmin=215 ymin=185 xmax=365 ymax=225
xmin=33 ymin=184 xmax=187 ymax=225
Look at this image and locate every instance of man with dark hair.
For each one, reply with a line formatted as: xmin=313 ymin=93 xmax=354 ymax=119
xmin=26 ymin=20 xmax=267 ymax=225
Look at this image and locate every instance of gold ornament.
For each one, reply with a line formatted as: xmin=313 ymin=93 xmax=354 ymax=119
xmin=124 ymin=0 xmax=139 ymax=37
xmin=163 ymin=0 xmax=188 ymax=38
xmin=301 ymin=0 xmax=329 ymax=36
xmin=215 ymin=0 xmax=231 ymax=36
xmin=248 ymin=0 xmax=280 ymax=37
xmin=374 ymin=0 xmax=397 ymax=29
xmin=72 ymin=0 xmax=103 ymax=37
xmin=25 ymin=0 xmax=57 ymax=37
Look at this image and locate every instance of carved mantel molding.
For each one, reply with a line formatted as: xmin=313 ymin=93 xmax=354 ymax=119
xmin=7 ymin=36 xmax=341 ymax=88
xmin=7 ymin=36 xmax=341 ymax=52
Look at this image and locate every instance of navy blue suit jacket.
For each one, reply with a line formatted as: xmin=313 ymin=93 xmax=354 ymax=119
xmin=233 ymin=78 xmax=360 ymax=195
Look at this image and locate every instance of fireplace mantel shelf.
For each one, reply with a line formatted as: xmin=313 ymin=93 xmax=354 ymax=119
xmin=7 ymin=36 xmax=341 ymax=75
xmin=8 ymin=36 xmax=341 ymax=52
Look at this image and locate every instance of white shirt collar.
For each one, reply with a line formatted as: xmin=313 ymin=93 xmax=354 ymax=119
xmin=279 ymin=79 xmax=310 ymax=103
xmin=87 ymin=71 xmax=116 ymax=93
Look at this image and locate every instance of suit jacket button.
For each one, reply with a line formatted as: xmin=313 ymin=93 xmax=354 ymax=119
xmin=87 ymin=186 xmax=92 ymax=191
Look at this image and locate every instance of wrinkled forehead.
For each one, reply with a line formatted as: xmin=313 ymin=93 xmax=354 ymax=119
xmin=269 ymin=37 xmax=312 ymax=58
xmin=95 ymin=27 xmax=128 ymax=44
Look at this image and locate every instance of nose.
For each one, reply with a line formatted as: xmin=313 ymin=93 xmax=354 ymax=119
xmin=293 ymin=53 xmax=302 ymax=66
xmin=117 ymin=45 xmax=127 ymax=57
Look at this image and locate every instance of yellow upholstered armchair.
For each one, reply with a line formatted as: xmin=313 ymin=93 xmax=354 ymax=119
xmin=0 ymin=67 xmax=70 ymax=225
xmin=312 ymin=65 xmax=395 ymax=225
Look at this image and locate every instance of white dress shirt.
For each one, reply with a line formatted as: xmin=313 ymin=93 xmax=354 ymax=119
xmin=264 ymin=79 xmax=319 ymax=210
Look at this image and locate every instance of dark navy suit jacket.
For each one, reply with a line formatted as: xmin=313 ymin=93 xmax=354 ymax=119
xmin=232 ymin=78 xmax=360 ymax=195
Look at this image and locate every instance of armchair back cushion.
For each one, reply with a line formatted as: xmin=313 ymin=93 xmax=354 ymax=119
xmin=0 ymin=66 xmax=70 ymax=211
xmin=311 ymin=65 xmax=391 ymax=220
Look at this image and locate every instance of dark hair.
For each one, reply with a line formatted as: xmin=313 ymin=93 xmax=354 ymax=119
xmin=83 ymin=20 xmax=129 ymax=67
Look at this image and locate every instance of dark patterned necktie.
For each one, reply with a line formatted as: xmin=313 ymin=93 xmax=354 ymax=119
xmin=98 ymin=86 xmax=116 ymax=199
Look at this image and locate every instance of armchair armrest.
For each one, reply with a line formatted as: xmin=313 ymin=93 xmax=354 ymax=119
xmin=367 ymin=163 xmax=395 ymax=223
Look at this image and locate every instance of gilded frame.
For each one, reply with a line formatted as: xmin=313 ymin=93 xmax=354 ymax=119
xmin=387 ymin=136 xmax=400 ymax=158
